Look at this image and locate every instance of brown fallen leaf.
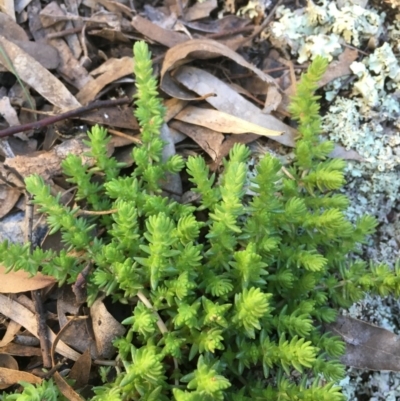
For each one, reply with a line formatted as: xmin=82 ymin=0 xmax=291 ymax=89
xmin=263 ymin=85 xmax=283 ymax=113
xmin=76 ymin=57 xmax=134 ymax=105
xmin=0 ymin=354 xmax=18 ymax=389
xmin=68 ymin=349 xmax=92 ymax=390
xmin=174 ymin=66 xmax=294 ymax=146
xmin=160 ymin=39 xmax=277 ymax=100
xmin=91 ymin=297 xmax=125 ymax=359
xmin=0 ymin=320 xmax=21 ymax=347
xmin=57 ymin=286 xmax=97 ymax=357
xmin=184 ymin=0 xmax=217 ymax=21
xmin=0 ymin=265 xmax=56 ymax=293
xmin=0 ymin=367 xmax=41 ymax=388
xmin=0 ymin=342 xmax=42 ymax=357
xmin=131 ymin=15 xmax=189 ymax=48
xmin=0 ymin=36 xmax=81 ymax=110
xmin=0 ymin=293 xmax=81 ymax=361
xmin=318 ymin=48 xmax=358 ymax=88
xmin=326 ymin=315 xmax=400 ymax=371
xmin=170 ymin=120 xmax=224 ymax=161
xmin=0 ymin=186 xmax=21 ymax=219
xmin=54 ymin=371 xmax=85 ymax=401
xmin=0 ymin=12 xmax=28 ymax=40
xmin=174 ymin=106 xmax=283 ymax=137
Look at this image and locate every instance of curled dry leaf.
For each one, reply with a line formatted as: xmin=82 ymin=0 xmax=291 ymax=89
xmin=160 ymin=39 xmax=277 ymax=100
xmin=0 ymin=185 xmax=21 ymax=220
xmin=174 ymin=105 xmax=283 ymax=137
xmin=0 ymin=320 xmax=21 ymax=347
xmin=76 ymin=57 xmax=133 ymax=105
xmin=0 ymin=36 xmax=80 ymax=110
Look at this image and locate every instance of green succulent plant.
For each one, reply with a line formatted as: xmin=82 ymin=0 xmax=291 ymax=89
xmin=2 ymin=41 xmax=400 ymax=401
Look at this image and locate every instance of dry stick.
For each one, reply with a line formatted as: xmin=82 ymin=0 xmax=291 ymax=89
xmin=24 ymin=192 xmax=53 ymax=368
xmin=32 ymin=290 xmax=53 ymax=368
xmin=0 ymin=98 xmax=132 ymax=139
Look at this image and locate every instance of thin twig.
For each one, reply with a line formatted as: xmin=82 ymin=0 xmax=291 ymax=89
xmin=51 ymin=315 xmax=88 ymax=367
xmin=32 ymin=290 xmax=52 ymax=368
xmin=0 ymin=98 xmax=131 ymax=139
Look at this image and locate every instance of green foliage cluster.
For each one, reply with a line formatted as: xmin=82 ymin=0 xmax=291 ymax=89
xmin=2 ymin=42 xmax=400 ymax=400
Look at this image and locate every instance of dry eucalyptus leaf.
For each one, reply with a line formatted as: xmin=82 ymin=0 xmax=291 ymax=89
xmin=328 ymin=145 xmax=363 ymax=161
xmin=10 ymin=39 xmax=59 ymax=70
xmin=0 ymin=367 xmax=41 ymax=389
xmin=57 ymin=286 xmax=97 ymax=357
xmin=170 ymin=120 xmax=224 ymax=161
xmin=160 ymin=123 xmax=182 ymax=196
xmin=131 ymin=15 xmax=188 ymax=48
xmin=0 ymin=354 xmax=19 ymax=389
xmin=184 ymin=0 xmax=217 ymax=21
xmin=263 ymin=85 xmax=283 ymax=113
xmin=174 ymin=106 xmax=283 ymax=137
xmin=91 ymin=297 xmax=125 ymax=359
xmin=78 ymin=105 xmax=139 ymax=130
xmin=0 ymin=36 xmax=81 ymax=110
xmin=68 ymin=349 xmax=91 ymax=390
xmin=164 ymin=97 xmax=189 ymax=122
xmin=0 ymin=97 xmax=29 ymax=141
xmin=0 ymin=186 xmax=21 ymax=219
xmin=173 ymin=66 xmax=295 ymax=146
xmin=0 ymin=293 xmax=81 ymax=361
xmin=0 ymin=342 xmax=42 ymax=357
xmin=318 ymin=48 xmax=358 ymax=88
xmin=54 ymin=371 xmax=85 ymax=401
xmin=327 ymin=315 xmax=400 ymax=371
xmin=0 ymin=12 xmax=28 ymax=39
xmin=160 ymin=39 xmax=277 ymax=100
xmin=0 ymin=266 xmax=56 ymax=293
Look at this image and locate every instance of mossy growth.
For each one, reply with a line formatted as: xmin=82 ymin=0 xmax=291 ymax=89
xmin=1 ymin=41 xmax=400 ymax=401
